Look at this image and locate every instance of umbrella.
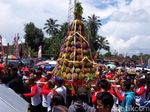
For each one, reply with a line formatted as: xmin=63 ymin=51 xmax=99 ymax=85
xmin=8 ymin=55 xmax=17 ymax=60
xmin=106 ymin=64 xmax=116 ymax=69
xmin=0 ymin=64 xmax=4 ymax=71
xmin=33 ymin=65 xmax=38 ymax=69
xmin=0 ymin=85 xmax=29 ymax=112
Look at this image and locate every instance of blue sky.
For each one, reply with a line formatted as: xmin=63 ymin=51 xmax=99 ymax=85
xmin=0 ymin=0 xmax=150 ymax=55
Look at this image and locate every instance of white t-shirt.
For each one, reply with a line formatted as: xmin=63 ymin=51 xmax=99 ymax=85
xmin=31 ymin=85 xmax=41 ymax=106
xmin=47 ymin=92 xmax=52 ymax=112
xmin=42 ymin=94 xmax=48 ymax=107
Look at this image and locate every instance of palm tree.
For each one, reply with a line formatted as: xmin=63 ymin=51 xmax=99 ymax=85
xmin=44 ymin=18 xmax=60 ymax=37
xmin=59 ymin=22 xmax=68 ymax=39
xmin=87 ymin=14 xmax=101 ymax=39
xmin=94 ymin=35 xmax=110 ymax=51
xmin=86 ymin=14 xmax=102 ymax=52
xmin=93 ymin=35 xmax=110 ymax=61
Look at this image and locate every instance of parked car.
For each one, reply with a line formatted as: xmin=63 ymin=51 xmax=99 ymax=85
xmin=145 ymin=66 xmax=150 ymax=71
xmin=3 ymin=60 xmax=21 ymax=67
xmin=21 ymin=59 xmax=34 ymax=67
xmin=135 ymin=64 xmax=143 ymax=71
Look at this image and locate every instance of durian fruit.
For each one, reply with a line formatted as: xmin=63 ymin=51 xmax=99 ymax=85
xmin=66 ymin=67 xmax=70 ymax=73
xmin=64 ymin=60 xmax=68 ymax=66
xmin=69 ymin=36 xmax=74 ymax=42
xmin=62 ymin=72 xmax=67 ymax=79
xmin=91 ymin=68 xmax=96 ymax=73
xmin=70 ymin=53 xmax=74 ymax=60
xmin=83 ymin=50 xmax=88 ymax=55
xmin=68 ymin=62 xmax=73 ymax=68
xmin=75 ymin=41 xmax=81 ymax=48
xmin=75 ymin=68 xmax=81 ymax=74
xmin=65 ymin=41 xmax=70 ymax=47
xmin=82 ymin=42 xmax=87 ymax=49
xmin=71 ymin=41 xmax=74 ymax=46
xmin=62 ymin=66 xmax=66 ymax=72
xmin=58 ymin=59 xmax=63 ymax=65
xmin=65 ymin=53 xmax=70 ymax=59
xmin=72 ymin=73 xmax=78 ymax=80
xmin=70 ymin=47 xmax=75 ymax=52
xmin=76 ymin=55 xmax=83 ymax=61
xmin=95 ymin=71 xmax=100 ymax=77
xmin=84 ymin=68 xmax=90 ymax=73
xmin=74 ymin=62 xmax=81 ymax=68
xmin=78 ymin=72 xmax=84 ymax=80
xmin=66 ymin=73 xmax=72 ymax=80
xmin=57 ymin=70 xmax=61 ymax=76
xmin=76 ymin=48 xmax=82 ymax=54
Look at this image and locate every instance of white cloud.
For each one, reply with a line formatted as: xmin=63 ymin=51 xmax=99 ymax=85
xmin=0 ymin=0 xmax=150 ymax=55
xmin=0 ymin=0 xmax=69 ymax=45
xmin=101 ymin=0 xmax=150 ymax=55
xmin=82 ymin=0 xmax=117 ymax=19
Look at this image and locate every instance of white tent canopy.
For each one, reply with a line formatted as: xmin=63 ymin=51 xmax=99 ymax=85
xmin=0 ymin=85 xmax=29 ymax=112
xmin=36 ymin=60 xmax=57 ymax=65
xmin=45 ymin=60 xmax=57 ymax=65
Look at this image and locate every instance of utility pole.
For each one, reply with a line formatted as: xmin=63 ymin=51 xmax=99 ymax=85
xmin=68 ymin=0 xmax=74 ymax=26
xmin=6 ymin=43 xmax=9 ymax=65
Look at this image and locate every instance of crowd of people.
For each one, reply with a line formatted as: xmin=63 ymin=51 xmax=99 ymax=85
xmin=0 ymin=63 xmax=150 ymax=112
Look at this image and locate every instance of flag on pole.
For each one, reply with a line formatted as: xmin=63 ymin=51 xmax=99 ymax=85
xmin=16 ymin=33 xmax=19 ymax=58
xmin=0 ymin=35 xmax=4 ymax=56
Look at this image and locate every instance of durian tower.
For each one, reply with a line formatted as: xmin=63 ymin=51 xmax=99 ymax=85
xmin=53 ymin=2 xmax=99 ymax=84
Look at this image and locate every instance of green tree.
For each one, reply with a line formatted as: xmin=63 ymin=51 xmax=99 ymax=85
xmin=28 ymin=47 xmax=37 ymax=58
xmin=104 ymin=51 xmax=112 ymax=58
xmin=86 ymin=14 xmax=102 ymax=52
xmin=43 ymin=38 xmax=51 ymax=54
xmin=24 ymin=22 xmax=44 ymax=51
xmin=48 ymin=36 xmax=62 ymax=59
xmin=58 ymin=22 xmax=68 ymax=39
xmin=94 ymin=35 xmax=110 ymax=52
xmin=132 ymin=55 xmax=139 ymax=62
xmin=44 ymin=18 xmax=60 ymax=37
xmin=43 ymin=22 xmax=68 ymax=58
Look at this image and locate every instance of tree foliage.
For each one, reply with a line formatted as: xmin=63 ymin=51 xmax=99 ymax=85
xmin=24 ymin=22 xmax=44 ymax=51
xmin=47 ymin=36 xmax=62 ymax=59
xmin=42 ymin=22 xmax=68 ymax=59
xmin=86 ymin=14 xmax=103 ymax=53
xmin=44 ymin=18 xmax=60 ymax=37
xmin=104 ymin=51 xmax=112 ymax=58
xmin=93 ymin=35 xmax=110 ymax=52
xmin=58 ymin=22 xmax=68 ymax=39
